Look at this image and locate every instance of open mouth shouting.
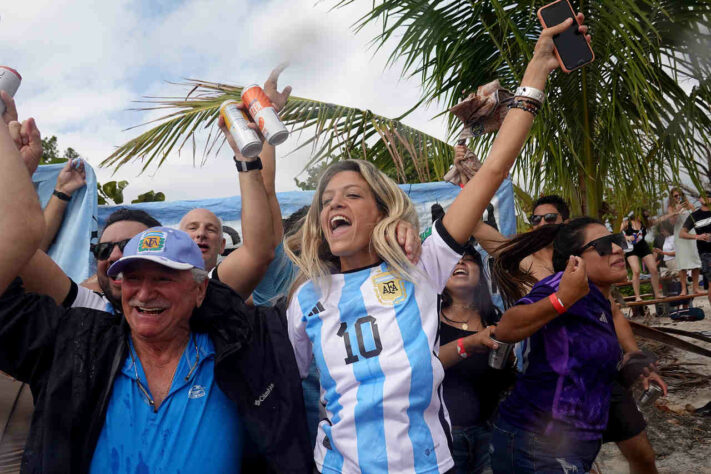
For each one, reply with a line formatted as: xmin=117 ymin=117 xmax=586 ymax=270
xmin=329 ymin=215 xmax=352 ymax=238
xmin=452 ymin=266 xmax=469 ymax=278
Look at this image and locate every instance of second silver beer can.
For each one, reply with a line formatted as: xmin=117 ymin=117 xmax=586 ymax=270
xmin=240 ymin=84 xmax=289 ymax=146
xmin=0 ymin=66 xmax=22 ymax=116
xmin=220 ymin=100 xmax=262 ymax=158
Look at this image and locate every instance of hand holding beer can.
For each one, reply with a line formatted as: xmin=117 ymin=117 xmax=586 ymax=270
xmin=241 ymin=84 xmax=289 ymax=146
xmin=488 ymin=337 xmax=514 ymax=369
xmin=220 ymin=100 xmax=263 ymax=158
xmin=637 ymin=382 xmax=664 ymax=409
xmin=0 ymin=66 xmax=22 ymax=116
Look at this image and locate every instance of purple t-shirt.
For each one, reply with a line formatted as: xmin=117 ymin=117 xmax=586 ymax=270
xmin=498 ymin=272 xmax=621 ymax=440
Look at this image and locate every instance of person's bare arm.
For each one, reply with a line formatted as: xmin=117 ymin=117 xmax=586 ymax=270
xmin=611 ymin=298 xmax=669 ymax=394
xmin=495 ymin=256 xmax=589 ymax=343
xmin=610 ymin=300 xmax=639 ymax=353
xmin=0 ymin=120 xmax=45 ymax=294
xmin=19 ymin=250 xmax=72 ymax=304
xmin=442 ymin=17 xmax=589 ymax=245
xmin=472 ymin=220 xmax=509 ymax=257
xmin=260 ymin=65 xmax=292 ymax=245
xmin=40 ymin=159 xmax=87 ymax=251
xmin=679 ymin=227 xmax=707 ymax=241
xmin=214 ymin=105 xmax=275 ymax=299
xmin=439 ymin=326 xmax=497 ymax=369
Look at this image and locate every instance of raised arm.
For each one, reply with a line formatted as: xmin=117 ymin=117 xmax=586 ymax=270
xmin=0 ymin=120 xmax=45 ymax=293
xmin=260 ymin=64 xmax=292 ymax=245
xmin=442 ymin=16 xmax=589 ymax=245
xmin=214 ymin=103 xmax=275 ymax=299
xmin=495 ymin=256 xmax=589 ymax=343
xmin=40 ymin=158 xmax=87 ymax=251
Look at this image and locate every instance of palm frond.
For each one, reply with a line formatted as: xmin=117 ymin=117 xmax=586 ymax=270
xmin=102 ymin=81 xmax=454 ymax=183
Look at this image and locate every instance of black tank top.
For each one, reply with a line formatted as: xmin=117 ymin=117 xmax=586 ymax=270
xmin=440 ymin=322 xmax=513 ymax=427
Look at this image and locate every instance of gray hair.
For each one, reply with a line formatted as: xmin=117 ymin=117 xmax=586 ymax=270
xmin=190 ymin=267 xmax=209 ymax=283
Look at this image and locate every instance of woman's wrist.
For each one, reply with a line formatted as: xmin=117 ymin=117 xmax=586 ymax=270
xmin=520 ymin=58 xmax=550 ymax=91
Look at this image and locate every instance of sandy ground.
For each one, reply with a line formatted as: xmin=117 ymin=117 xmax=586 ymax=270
xmin=595 ymin=297 xmax=711 ymax=474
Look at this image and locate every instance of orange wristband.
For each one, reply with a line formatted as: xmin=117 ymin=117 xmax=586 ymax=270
xmin=549 ymin=293 xmax=566 ymax=315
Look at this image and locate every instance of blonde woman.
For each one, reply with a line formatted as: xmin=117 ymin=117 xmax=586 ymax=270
xmin=285 ymin=16 xmax=589 ymax=474
xmin=667 ymin=187 xmax=701 ymax=294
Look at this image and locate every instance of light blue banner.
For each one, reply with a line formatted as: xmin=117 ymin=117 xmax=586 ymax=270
xmin=32 ymin=162 xmax=99 ymax=282
xmin=98 ymin=179 xmax=516 ymax=307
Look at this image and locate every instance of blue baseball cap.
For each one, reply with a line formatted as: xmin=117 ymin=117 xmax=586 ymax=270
xmin=107 ymin=227 xmax=204 ymax=277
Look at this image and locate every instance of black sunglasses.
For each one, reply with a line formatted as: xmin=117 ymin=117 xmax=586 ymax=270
xmin=91 ymin=239 xmax=131 ymax=261
xmin=578 ymin=233 xmax=627 ymax=257
xmin=529 ymin=213 xmax=560 ymax=225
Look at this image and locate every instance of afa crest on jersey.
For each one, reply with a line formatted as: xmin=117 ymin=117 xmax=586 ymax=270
xmin=138 ymin=231 xmax=167 ymax=253
xmin=371 ymin=270 xmax=406 ymax=305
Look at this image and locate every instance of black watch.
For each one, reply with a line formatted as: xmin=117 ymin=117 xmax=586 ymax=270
xmin=233 ymin=156 xmax=263 ymax=172
xmin=52 ymin=189 xmax=72 ymax=202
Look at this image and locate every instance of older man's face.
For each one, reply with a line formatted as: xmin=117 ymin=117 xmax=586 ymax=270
xmin=179 ymin=209 xmax=224 ymax=272
xmin=120 ymin=261 xmax=207 ymax=343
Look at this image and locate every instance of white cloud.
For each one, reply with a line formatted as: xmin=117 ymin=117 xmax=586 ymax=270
xmin=0 ymin=0 xmax=451 ymax=202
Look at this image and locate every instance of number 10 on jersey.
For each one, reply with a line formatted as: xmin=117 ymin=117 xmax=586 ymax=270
xmin=336 ymin=316 xmax=383 ymax=365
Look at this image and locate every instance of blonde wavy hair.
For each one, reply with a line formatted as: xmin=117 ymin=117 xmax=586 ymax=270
xmin=285 ymin=160 xmax=419 ymax=294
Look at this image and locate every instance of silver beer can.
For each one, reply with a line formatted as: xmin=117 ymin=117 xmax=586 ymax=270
xmin=241 ymin=84 xmax=289 ymax=146
xmin=488 ymin=337 xmax=514 ymax=370
xmin=637 ymin=382 xmax=663 ymax=408
xmin=0 ymin=66 xmax=22 ymax=116
xmin=220 ymin=100 xmax=263 ymax=158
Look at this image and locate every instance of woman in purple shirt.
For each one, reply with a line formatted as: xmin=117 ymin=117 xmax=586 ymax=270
xmin=489 ymin=217 xmax=628 ymax=473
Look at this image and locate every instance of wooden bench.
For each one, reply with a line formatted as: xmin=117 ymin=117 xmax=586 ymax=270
xmin=621 ymin=292 xmax=708 ymax=318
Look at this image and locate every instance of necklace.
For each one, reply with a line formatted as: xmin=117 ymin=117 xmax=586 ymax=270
xmin=440 ymin=308 xmax=480 ymax=331
xmin=129 ymin=335 xmax=200 ymax=412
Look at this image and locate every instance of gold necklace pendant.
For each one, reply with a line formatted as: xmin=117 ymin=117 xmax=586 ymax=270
xmin=461 ymin=323 xmax=469 ymax=331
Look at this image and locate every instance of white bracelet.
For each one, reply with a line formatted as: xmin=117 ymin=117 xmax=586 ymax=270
xmin=515 ymin=86 xmax=545 ymax=105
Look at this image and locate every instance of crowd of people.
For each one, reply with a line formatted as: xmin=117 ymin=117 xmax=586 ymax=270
xmin=0 ymin=12 xmax=690 ymax=474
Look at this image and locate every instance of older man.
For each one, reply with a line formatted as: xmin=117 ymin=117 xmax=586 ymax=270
xmin=0 ymin=225 xmax=311 ymax=472
xmin=0 ymin=110 xmax=310 ymax=472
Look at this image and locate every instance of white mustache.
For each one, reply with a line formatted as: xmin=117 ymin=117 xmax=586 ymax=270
xmin=127 ymin=297 xmax=170 ymax=310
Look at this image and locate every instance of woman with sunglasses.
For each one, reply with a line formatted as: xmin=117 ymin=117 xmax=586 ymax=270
xmin=488 ymin=218 xmax=628 ymax=473
xmin=666 ymin=187 xmax=701 ymax=295
xmin=620 ymin=212 xmax=663 ymax=301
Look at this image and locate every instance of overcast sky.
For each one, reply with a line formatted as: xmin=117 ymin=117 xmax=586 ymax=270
xmin=0 ymin=0 xmax=451 ymax=202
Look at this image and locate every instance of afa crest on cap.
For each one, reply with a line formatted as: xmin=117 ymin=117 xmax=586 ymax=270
xmin=138 ymin=231 xmax=167 ymax=253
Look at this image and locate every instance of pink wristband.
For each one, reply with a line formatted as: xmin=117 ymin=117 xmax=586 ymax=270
xmin=549 ymin=293 xmax=566 ymax=315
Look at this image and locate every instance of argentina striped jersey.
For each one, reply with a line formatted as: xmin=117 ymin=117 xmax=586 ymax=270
xmin=287 ymin=220 xmax=463 ymax=473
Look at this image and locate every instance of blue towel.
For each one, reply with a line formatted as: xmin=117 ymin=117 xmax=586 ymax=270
xmin=32 ymin=162 xmax=98 ymax=283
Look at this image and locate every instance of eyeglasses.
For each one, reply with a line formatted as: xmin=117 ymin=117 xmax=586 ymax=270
xmin=579 ymin=233 xmax=627 ymax=257
xmin=91 ymin=239 xmax=131 ymax=261
xmin=529 ymin=213 xmax=560 ymax=225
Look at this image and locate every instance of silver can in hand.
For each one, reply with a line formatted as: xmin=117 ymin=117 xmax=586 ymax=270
xmin=0 ymin=66 xmax=21 ymax=116
xmin=488 ymin=337 xmax=513 ymax=369
xmin=241 ymin=84 xmax=289 ymax=146
xmin=637 ymin=382 xmax=663 ymax=409
xmin=220 ymin=100 xmax=263 ymax=158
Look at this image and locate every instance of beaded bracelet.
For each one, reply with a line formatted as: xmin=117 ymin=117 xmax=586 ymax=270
xmin=508 ymin=99 xmax=540 ymax=117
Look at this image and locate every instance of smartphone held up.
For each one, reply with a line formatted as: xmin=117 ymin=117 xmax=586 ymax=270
xmin=537 ymin=0 xmax=594 ymax=73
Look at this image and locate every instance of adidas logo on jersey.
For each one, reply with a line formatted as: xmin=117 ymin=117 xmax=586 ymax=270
xmin=307 ymin=302 xmax=325 ymax=317
xmin=599 ymin=313 xmax=608 ymax=324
